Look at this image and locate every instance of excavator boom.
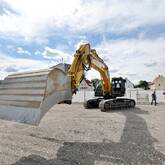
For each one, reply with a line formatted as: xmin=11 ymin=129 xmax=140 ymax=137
xmin=68 ymin=44 xmax=111 ymax=97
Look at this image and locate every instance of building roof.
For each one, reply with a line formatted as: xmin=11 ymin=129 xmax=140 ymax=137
xmin=153 ymin=75 xmax=165 ymax=83
xmin=84 ymin=78 xmax=92 ymax=86
xmin=148 ymin=82 xmax=154 ymax=85
xmin=125 ymin=78 xmax=134 ymax=86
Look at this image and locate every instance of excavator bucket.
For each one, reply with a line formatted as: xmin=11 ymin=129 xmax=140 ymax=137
xmin=0 ymin=63 xmax=72 ymax=125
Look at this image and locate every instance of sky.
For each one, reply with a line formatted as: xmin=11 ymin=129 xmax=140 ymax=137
xmin=0 ymin=0 xmax=165 ymax=83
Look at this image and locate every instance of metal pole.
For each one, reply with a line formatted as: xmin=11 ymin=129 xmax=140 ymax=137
xmin=84 ymin=90 xmax=86 ymax=102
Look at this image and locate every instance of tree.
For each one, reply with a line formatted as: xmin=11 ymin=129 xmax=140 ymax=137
xmin=91 ymin=78 xmax=102 ymax=91
xmin=135 ymin=80 xmax=149 ymax=90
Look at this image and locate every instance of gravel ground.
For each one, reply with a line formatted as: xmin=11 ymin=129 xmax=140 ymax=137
xmin=0 ymin=104 xmax=165 ymax=165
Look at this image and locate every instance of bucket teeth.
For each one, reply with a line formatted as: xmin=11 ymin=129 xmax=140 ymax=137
xmin=0 ymin=63 xmax=72 ymax=125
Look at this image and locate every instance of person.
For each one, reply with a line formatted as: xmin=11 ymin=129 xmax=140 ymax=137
xmin=151 ymin=91 xmax=157 ymax=106
xmin=163 ymin=91 xmax=165 ymax=99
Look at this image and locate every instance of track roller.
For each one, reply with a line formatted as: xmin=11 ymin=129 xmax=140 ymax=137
xmin=99 ymin=98 xmax=136 ymax=112
xmin=83 ymin=98 xmax=103 ymax=109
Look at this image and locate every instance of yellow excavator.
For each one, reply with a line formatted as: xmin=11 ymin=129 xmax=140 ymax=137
xmin=68 ymin=43 xmax=135 ymax=110
xmin=0 ymin=43 xmax=135 ymax=125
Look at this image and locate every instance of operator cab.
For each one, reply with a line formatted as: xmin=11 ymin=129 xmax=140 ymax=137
xmin=94 ymin=77 xmax=126 ymax=99
xmin=111 ymin=77 xmax=126 ymax=98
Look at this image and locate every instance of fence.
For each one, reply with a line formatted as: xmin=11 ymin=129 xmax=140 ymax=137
xmin=125 ymin=89 xmax=165 ymax=104
xmin=72 ymin=89 xmax=165 ymax=104
xmin=72 ymin=91 xmax=95 ymax=103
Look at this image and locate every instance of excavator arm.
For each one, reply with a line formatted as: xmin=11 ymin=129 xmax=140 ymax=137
xmin=68 ymin=44 xmax=111 ymax=97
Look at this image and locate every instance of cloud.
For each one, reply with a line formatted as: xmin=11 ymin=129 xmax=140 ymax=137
xmin=3 ymin=65 xmax=19 ymax=72
xmin=144 ymin=62 xmax=158 ymax=67
xmin=0 ymin=0 xmax=18 ymax=15
xmin=34 ymin=50 xmax=41 ymax=55
xmin=0 ymin=52 xmax=50 ymax=79
xmin=0 ymin=0 xmax=165 ymax=41
xmin=95 ymin=37 xmax=165 ymax=82
xmin=0 ymin=0 xmax=81 ymax=41
xmin=0 ymin=0 xmax=165 ymax=84
xmin=42 ymin=46 xmax=72 ymax=63
xmin=110 ymin=69 xmax=118 ymax=73
xmin=17 ymin=47 xmax=31 ymax=56
xmin=118 ymin=72 xmax=137 ymax=77
xmin=74 ymin=37 xmax=89 ymax=49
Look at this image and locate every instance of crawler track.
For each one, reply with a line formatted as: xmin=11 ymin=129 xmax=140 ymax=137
xmin=84 ymin=98 xmax=136 ymax=111
xmin=99 ymin=98 xmax=136 ymax=112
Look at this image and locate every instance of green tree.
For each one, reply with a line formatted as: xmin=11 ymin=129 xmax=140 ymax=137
xmin=135 ymin=80 xmax=149 ymax=90
xmin=91 ymin=78 xmax=102 ymax=91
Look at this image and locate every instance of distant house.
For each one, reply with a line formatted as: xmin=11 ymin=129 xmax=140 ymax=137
xmin=78 ymin=78 xmax=93 ymax=91
xmin=149 ymin=75 xmax=165 ymax=90
xmin=72 ymin=78 xmax=94 ymax=103
xmin=148 ymin=82 xmax=154 ymax=89
xmin=125 ymin=78 xmax=134 ymax=89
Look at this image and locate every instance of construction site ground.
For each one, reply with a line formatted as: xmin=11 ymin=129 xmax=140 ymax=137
xmin=0 ymin=104 xmax=165 ymax=165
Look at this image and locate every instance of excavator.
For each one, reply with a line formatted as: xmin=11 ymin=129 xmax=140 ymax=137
xmin=0 ymin=43 xmax=135 ymax=125
xmin=68 ymin=44 xmax=135 ymax=111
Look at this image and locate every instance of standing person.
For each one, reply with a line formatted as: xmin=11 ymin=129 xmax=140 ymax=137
xmin=151 ymin=91 xmax=157 ymax=106
xmin=163 ymin=91 xmax=165 ymax=100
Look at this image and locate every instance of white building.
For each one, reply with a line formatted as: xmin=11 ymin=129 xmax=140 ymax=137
xmin=125 ymin=78 xmax=134 ymax=89
xmin=78 ymin=79 xmax=93 ymax=91
xmin=72 ymin=79 xmax=94 ymax=103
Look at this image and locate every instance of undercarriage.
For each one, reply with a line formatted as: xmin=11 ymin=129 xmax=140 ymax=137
xmin=84 ymin=98 xmax=136 ymax=112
